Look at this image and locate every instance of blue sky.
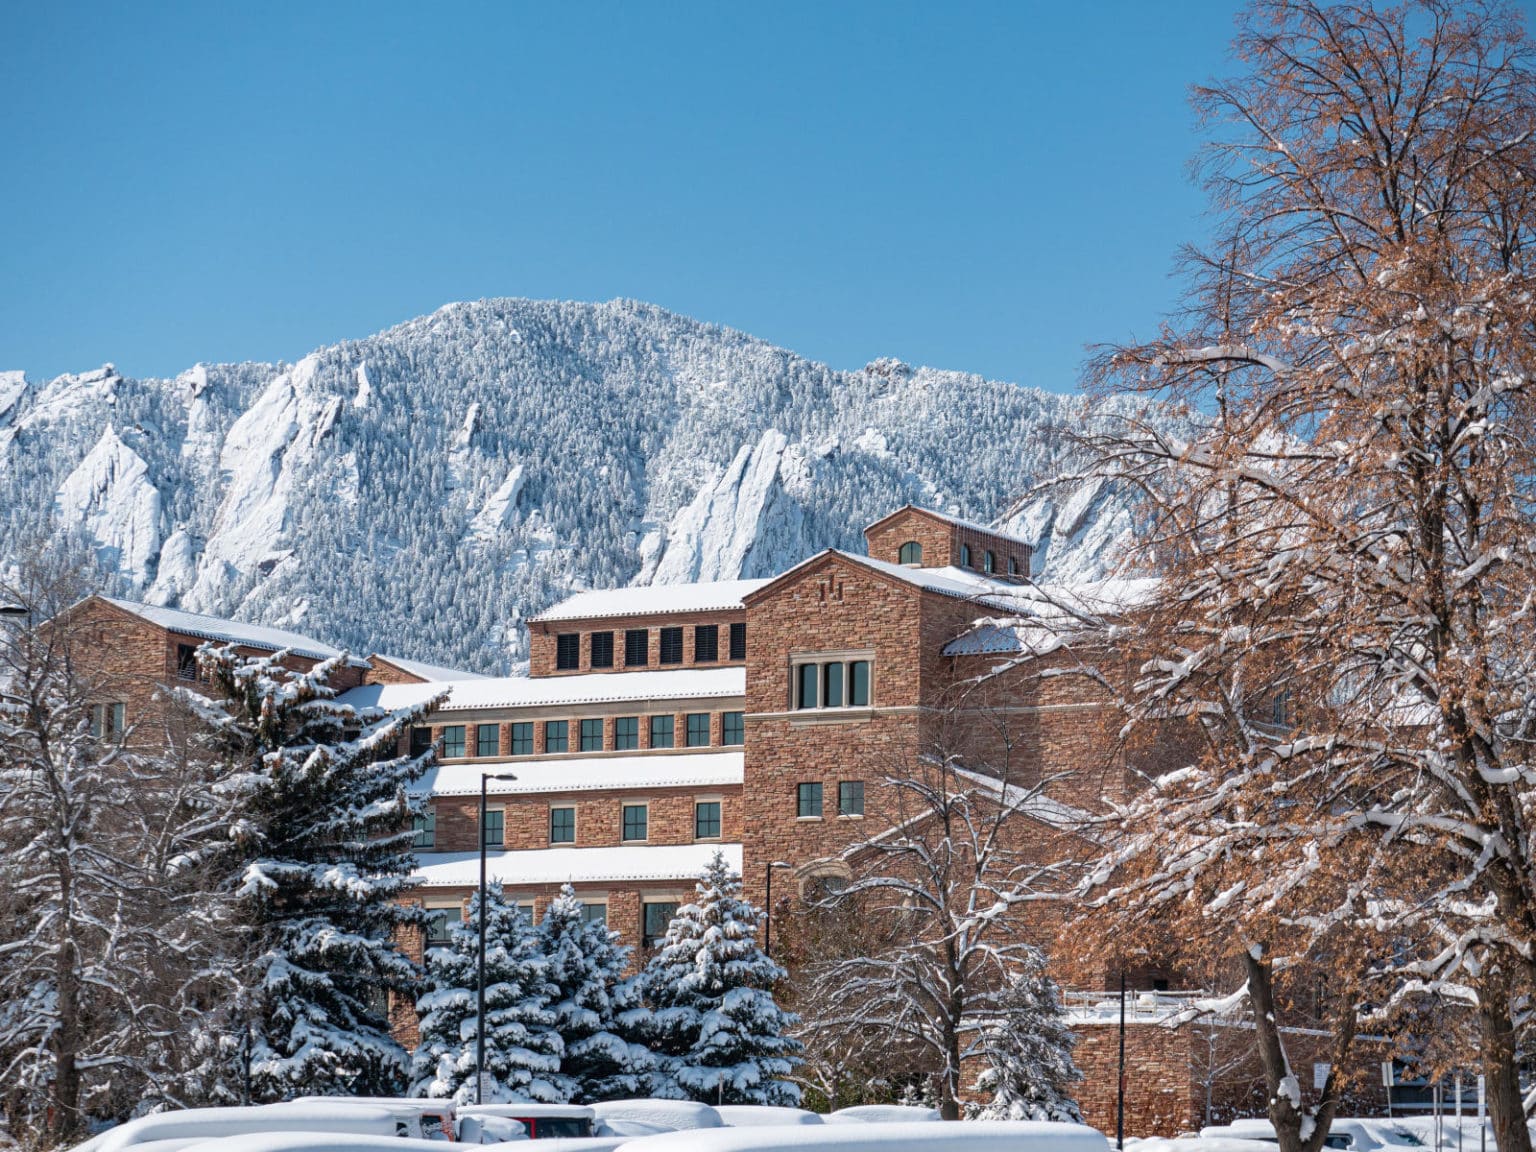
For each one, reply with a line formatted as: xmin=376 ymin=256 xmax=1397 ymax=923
xmin=4 ymin=1 xmax=1256 ymax=392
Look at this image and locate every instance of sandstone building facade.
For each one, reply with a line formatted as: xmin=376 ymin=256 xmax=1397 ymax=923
xmin=70 ymin=505 xmax=1293 ymax=1133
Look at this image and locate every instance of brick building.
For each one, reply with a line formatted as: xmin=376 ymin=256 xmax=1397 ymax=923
xmin=68 ymin=505 xmax=1334 ymax=1133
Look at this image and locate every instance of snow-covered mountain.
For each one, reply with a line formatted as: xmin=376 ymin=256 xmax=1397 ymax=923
xmin=1 ymin=299 xmax=1156 ymax=672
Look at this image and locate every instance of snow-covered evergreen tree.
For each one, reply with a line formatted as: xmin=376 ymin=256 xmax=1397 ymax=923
xmin=636 ymin=851 xmax=801 ymax=1105
xmin=966 ymin=959 xmax=1082 ymax=1123
xmin=192 ymin=643 xmax=438 ymax=1101
xmin=538 ymin=884 xmax=653 ymax=1102
xmin=411 ymin=882 xmax=564 ymax=1104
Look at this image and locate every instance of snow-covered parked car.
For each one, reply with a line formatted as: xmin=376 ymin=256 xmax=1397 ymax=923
xmin=84 ymin=1105 xmax=402 ymax=1152
xmin=456 ymin=1105 xmax=594 ymax=1140
xmin=588 ymin=1100 xmax=723 ymax=1132
xmin=824 ymin=1105 xmax=943 ymax=1124
xmin=276 ymin=1099 xmax=460 ymax=1142
xmin=626 ymin=1120 xmax=1110 ymax=1152
xmin=714 ymin=1107 xmax=824 ymax=1128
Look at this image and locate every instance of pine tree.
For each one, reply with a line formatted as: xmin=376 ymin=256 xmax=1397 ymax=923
xmin=538 ymin=884 xmax=653 ymax=1102
xmin=194 ymin=644 xmax=438 ymax=1100
xmin=637 ymin=851 xmax=801 ymax=1106
xmin=410 ymin=882 xmax=564 ymax=1104
xmin=967 ymin=959 xmax=1082 ymax=1123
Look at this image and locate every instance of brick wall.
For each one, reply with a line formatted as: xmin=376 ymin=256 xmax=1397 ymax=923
xmin=366 ymin=656 xmax=429 ymax=684
xmin=863 ymin=507 xmax=1031 ymax=580
xmin=527 ymin=609 xmax=747 ymax=678
xmin=1072 ymin=1022 xmax=1204 ymax=1137
xmin=742 ymin=554 xmax=929 ymax=906
xmin=426 ymin=782 xmax=742 ymax=852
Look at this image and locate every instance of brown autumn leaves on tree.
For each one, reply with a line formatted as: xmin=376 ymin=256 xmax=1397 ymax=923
xmin=1077 ymin=2 xmax=1536 ymax=1152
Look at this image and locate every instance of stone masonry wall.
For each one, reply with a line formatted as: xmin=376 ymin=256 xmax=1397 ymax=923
xmin=527 ymin=608 xmax=747 ymax=678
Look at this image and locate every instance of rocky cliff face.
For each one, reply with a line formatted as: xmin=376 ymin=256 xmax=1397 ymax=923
xmin=1 ymin=299 xmax=1159 ymax=672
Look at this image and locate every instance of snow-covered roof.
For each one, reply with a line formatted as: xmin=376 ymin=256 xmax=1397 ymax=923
xmin=414 ymin=751 xmax=743 ymax=797
xmin=367 ymin=653 xmax=489 ymax=682
xmin=412 ymin=842 xmax=742 ymax=887
xmin=940 ymin=578 xmax=1160 ymax=656
xmin=96 ymin=596 xmax=370 ymax=667
xmin=532 ymin=578 xmax=771 ymax=623
xmin=752 ymin=549 xmax=1065 ymax=615
xmin=950 ymin=765 xmax=1095 ymax=831
xmin=339 ymin=667 xmax=744 ymax=713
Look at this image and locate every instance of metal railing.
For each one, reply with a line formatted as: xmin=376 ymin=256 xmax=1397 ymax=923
xmin=1060 ymin=989 xmax=1212 ymax=1023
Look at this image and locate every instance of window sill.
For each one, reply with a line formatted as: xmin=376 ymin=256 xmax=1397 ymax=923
xmin=838 ymin=813 xmax=865 ymax=820
xmin=796 ymin=816 xmax=824 ymax=823
xmin=694 ymin=836 xmax=724 ymax=844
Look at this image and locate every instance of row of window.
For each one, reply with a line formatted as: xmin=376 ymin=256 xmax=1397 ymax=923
xmin=412 ymin=798 xmax=726 ymax=849
xmin=412 ymin=711 xmax=746 ymax=758
xmin=797 ymin=780 xmax=864 ymax=818
xmin=429 ymin=896 xmax=682 ymax=950
xmin=794 ymin=659 xmax=872 ymax=710
xmin=897 ymin=538 xmax=1022 ymax=577
xmin=555 ymin=622 xmax=747 ymax=671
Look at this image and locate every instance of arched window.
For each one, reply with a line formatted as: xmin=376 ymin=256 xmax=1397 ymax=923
xmin=983 ymin=550 xmax=996 ymax=573
xmin=898 ymin=540 xmax=923 ymax=565
xmin=959 ymin=544 xmax=972 ymax=567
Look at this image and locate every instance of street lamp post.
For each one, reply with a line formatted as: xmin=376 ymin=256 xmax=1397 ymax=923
xmin=764 ymin=861 xmax=793 ymax=959
xmin=476 ymin=771 xmax=518 ymax=1105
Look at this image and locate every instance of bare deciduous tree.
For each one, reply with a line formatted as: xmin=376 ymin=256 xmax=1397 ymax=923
xmin=1082 ymin=2 xmax=1536 ymax=1150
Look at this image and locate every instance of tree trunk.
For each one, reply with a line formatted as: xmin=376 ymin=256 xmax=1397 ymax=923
xmin=1477 ymin=962 xmax=1533 ymax=1152
xmin=1243 ymin=949 xmax=1353 ymax=1152
xmin=51 ymin=936 xmax=82 ymax=1146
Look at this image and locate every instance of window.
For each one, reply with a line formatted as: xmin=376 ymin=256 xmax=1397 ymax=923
xmin=686 ymin=713 xmax=711 ymax=747
xmin=797 ymin=782 xmax=824 ymax=818
xmin=1008 ymin=555 xmax=1021 ymax=576
xmin=722 ymin=711 xmax=745 ymax=745
xmin=1272 ymin=689 xmax=1293 ymax=728
xmin=796 ymin=663 xmax=818 ymax=709
xmin=694 ymin=624 xmax=719 ymax=663
xmin=590 ymin=631 xmax=614 ymax=668
xmin=625 ymin=628 xmax=649 ymax=666
xmin=549 ymin=806 xmax=576 ymax=844
xmin=695 ymin=801 xmax=722 ymax=839
xmin=580 ymin=718 xmax=604 ymax=752
xmin=581 ymin=902 xmax=608 ymax=926
xmin=483 ymin=808 xmax=505 ymax=847
xmin=425 ymin=906 xmax=460 ymax=945
xmin=729 ymin=621 xmax=747 ymax=660
xmin=413 ymin=809 xmax=436 ymax=848
xmin=823 ymin=662 xmax=844 ymax=708
xmin=650 ymin=715 xmax=675 ymax=749
xmin=545 ymin=720 xmax=569 ymax=753
xmin=476 ymin=723 xmax=500 ymax=757
xmin=622 ymin=804 xmax=649 ymax=842
xmin=176 ymin=642 xmax=198 ymax=680
xmin=643 ymin=901 xmax=677 ymax=948
xmin=410 ymin=726 xmax=434 ymax=756
xmin=90 ymin=702 xmax=126 ymax=739
xmin=983 ymin=550 xmax=996 ymax=573
xmin=659 ymin=627 xmax=684 ymax=664
xmin=441 ymin=725 xmax=466 ymax=758
xmin=615 ymin=716 xmax=640 ymax=750
xmin=849 ymin=660 xmax=871 ymax=707
xmin=899 ymin=540 xmax=923 ymax=565
xmin=510 ymin=722 xmax=533 ymax=756
xmin=839 ymin=781 xmax=865 ymax=816
xmin=556 ymin=632 xmax=581 ymax=670
xmin=794 ymin=657 xmax=873 ymax=710
xmin=960 ymin=543 xmax=972 ymax=567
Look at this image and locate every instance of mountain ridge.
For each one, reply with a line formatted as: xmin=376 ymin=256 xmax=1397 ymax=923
xmin=0 ymin=297 xmax=1155 ymax=673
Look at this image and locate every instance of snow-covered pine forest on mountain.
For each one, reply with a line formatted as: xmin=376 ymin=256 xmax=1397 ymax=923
xmin=0 ymin=299 xmax=1154 ymax=671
